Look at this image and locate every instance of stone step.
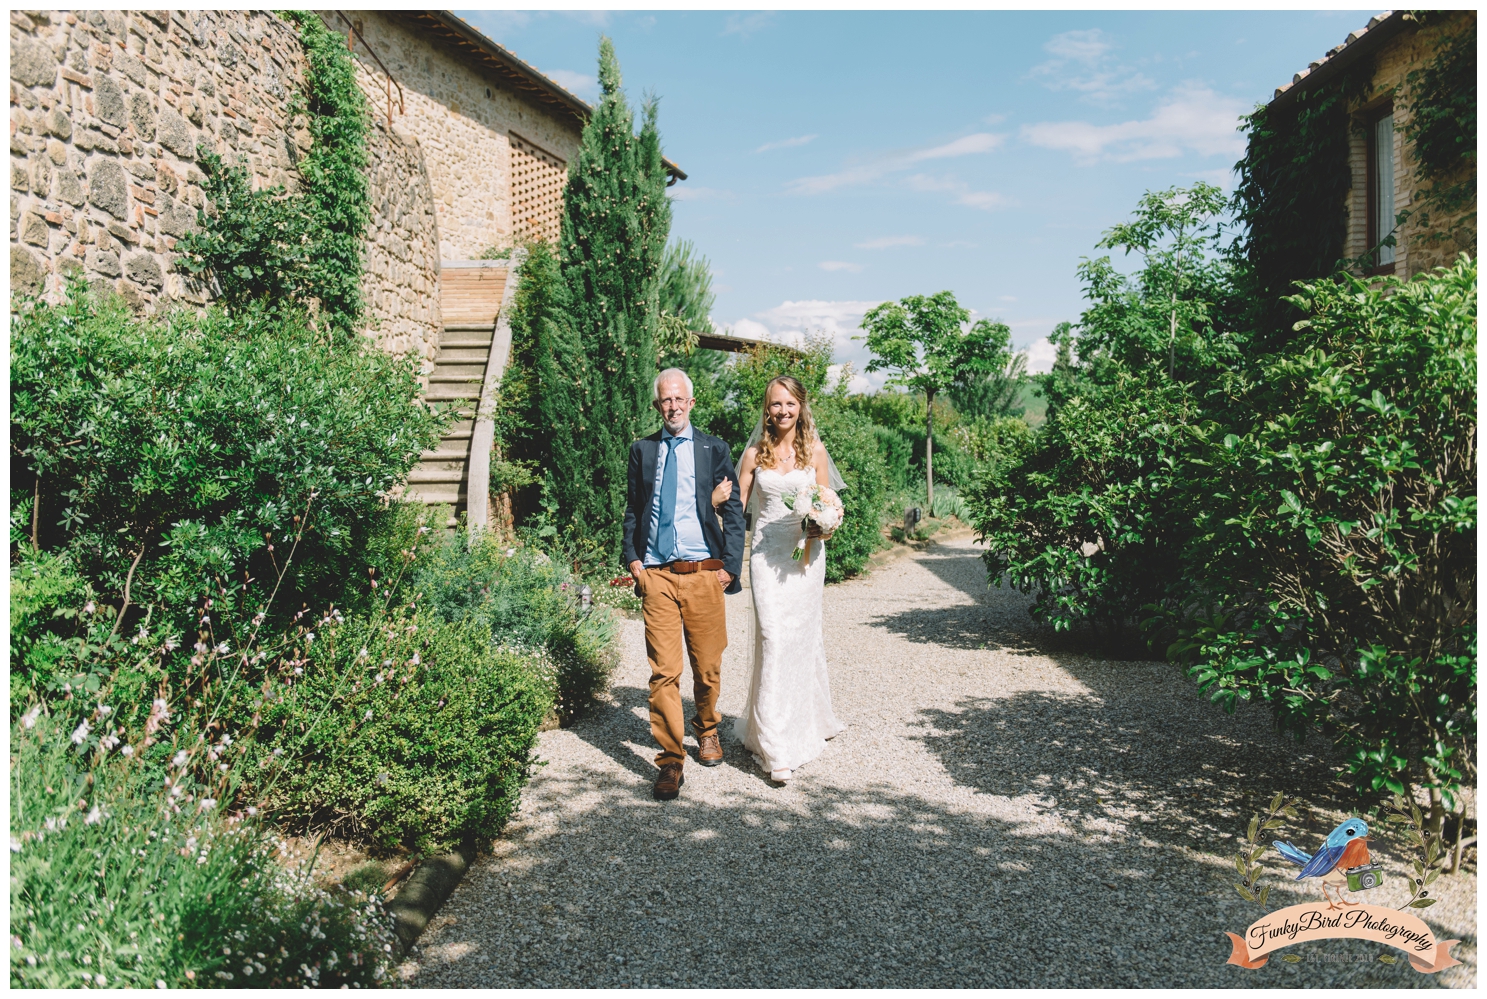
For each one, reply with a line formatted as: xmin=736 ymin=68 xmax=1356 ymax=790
xmin=430 ymin=365 xmax=486 ymax=379
xmin=429 ymin=372 xmax=484 ymax=383
xmin=419 ymin=447 xmax=471 ymax=462
xmin=435 ymin=346 xmax=491 ymax=364
xmin=425 ymin=384 xmax=481 ymax=401
xmin=409 ymin=466 xmax=466 ymax=484
xmin=404 ymin=486 xmax=467 ymax=507
xmin=437 ymin=337 xmax=494 ymax=349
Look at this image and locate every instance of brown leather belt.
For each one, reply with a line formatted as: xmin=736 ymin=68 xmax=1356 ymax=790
xmin=660 ymin=558 xmax=724 ymax=574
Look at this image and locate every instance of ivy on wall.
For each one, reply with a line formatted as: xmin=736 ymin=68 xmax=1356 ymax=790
xmin=1230 ymin=58 xmax=1375 ymax=348
xmin=177 ymin=11 xmax=369 ymax=337
xmin=1402 ymin=13 xmax=1477 ymax=246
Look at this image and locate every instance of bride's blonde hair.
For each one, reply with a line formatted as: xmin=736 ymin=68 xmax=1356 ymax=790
xmin=755 ymin=375 xmax=817 ymax=470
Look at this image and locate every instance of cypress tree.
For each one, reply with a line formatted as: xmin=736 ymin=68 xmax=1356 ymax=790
xmin=536 ymin=37 xmax=671 ymax=557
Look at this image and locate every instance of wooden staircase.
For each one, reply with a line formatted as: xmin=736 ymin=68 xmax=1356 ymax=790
xmin=406 ymin=260 xmax=519 ymax=527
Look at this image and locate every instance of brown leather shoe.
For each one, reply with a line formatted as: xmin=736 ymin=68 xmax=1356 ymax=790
xmin=653 ymin=762 xmax=684 ymax=800
xmin=697 ymin=733 xmax=723 ymax=767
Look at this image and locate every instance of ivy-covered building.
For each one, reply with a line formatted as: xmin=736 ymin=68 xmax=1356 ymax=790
xmin=1235 ymin=9 xmax=1475 ymax=336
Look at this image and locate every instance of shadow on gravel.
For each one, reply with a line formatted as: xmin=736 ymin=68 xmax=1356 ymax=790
xmin=411 ymin=749 xmax=1460 ymax=990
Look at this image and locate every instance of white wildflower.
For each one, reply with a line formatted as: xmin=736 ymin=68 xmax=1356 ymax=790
xmin=71 ymin=720 xmax=91 ymax=744
xmin=304 ymin=632 xmax=315 ymax=645
xmin=410 ymin=653 xmax=421 ymax=665
xmin=85 ymin=806 xmax=102 ymax=825
xmin=20 ymin=705 xmax=42 ymax=729
xmin=221 ymin=733 xmax=232 ymax=747
xmin=97 ymin=704 xmax=112 ymax=717
xmin=215 ymin=642 xmax=230 ymax=654
xmin=363 ymin=709 xmax=373 ymax=721
xmin=164 ymin=635 xmax=180 ymax=651
xmin=100 ymin=735 xmax=120 ymax=751
xmin=10 ymin=837 xmax=21 ymax=853
xmin=121 ymin=745 xmax=133 ymax=756
xmin=198 ymin=798 xmax=217 ymax=812
xmin=172 ymin=750 xmax=189 ymax=768
xmin=83 ymin=600 xmax=96 ymax=615
xmin=357 ymin=647 xmax=369 ymax=660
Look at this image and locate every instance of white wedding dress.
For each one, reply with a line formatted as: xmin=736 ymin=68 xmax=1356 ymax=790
xmin=733 ymin=466 xmax=846 ymax=775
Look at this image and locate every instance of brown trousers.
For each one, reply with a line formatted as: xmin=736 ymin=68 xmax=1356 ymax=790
xmin=639 ymin=567 xmax=728 ymax=767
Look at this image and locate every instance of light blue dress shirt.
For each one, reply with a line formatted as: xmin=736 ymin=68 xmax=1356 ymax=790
xmin=644 ymin=423 xmax=712 ymax=565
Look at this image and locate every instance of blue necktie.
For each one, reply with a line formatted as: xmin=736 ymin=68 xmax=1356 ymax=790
xmin=657 ymin=436 xmax=679 ymax=561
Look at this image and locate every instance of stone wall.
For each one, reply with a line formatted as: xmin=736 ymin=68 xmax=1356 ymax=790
xmin=9 ymin=9 xmax=442 ymax=366
xmin=340 ymin=11 xmax=583 ymax=261
xmin=362 ymin=118 xmax=441 ymax=364
xmin=1344 ymin=13 xmax=1476 ymax=277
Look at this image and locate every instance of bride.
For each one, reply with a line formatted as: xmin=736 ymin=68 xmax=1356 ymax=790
xmin=730 ymin=375 xmax=846 ymax=783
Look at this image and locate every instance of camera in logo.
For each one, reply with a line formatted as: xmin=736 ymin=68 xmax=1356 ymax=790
xmin=1345 ymin=863 xmax=1385 ymax=891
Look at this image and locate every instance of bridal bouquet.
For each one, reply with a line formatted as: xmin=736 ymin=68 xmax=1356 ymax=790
xmin=782 ymin=485 xmax=844 ymax=566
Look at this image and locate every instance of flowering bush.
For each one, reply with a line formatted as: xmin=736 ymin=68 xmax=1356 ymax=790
xmin=10 ymin=710 xmax=396 ymax=989
xmin=407 ymin=522 xmax=619 ymax=720
xmin=248 ymin=613 xmax=554 ymax=855
xmin=9 ymin=281 xmax=444 ymax=681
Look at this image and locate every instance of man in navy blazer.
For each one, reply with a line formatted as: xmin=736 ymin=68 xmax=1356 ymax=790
xmin=623 ymin=368 xmax=745 ymax=800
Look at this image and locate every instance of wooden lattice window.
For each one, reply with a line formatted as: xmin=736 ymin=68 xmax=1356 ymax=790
xmin=510 ymin=133 xmax=566 ymax=244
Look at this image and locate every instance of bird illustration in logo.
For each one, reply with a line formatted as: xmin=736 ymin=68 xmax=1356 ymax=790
xmin=1273 ymin=817 xmax=1372 ymax=910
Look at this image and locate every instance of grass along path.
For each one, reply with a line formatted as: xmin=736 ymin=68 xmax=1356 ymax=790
xmin=401 ymin=532 xmax=1475 ymax=988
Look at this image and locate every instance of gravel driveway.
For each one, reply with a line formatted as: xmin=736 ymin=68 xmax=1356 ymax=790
xmin=402 ymin=533 xmax=1475 ymax=988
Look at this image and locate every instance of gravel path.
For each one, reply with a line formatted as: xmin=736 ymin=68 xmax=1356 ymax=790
xmin=402 ymin=533 xmax=1475 ymax=988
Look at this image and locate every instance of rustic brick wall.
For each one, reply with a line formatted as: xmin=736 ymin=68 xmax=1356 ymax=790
xmin=339 ymin=10 xmax=583 ymax=262
xmin=1344 ymin=13 xmax=1476 ymax=277
xmin=9 ymin=9 xmax=442 ymax=365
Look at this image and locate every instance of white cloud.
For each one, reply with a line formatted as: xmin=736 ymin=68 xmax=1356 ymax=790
xmin=544 ymin=69 xmax=597 ymax=99
xmin=855 ymin=235 xmax=924 ymax=250
xmin=818 ymin=260 xmax=864 ymax=273
xmin=786 ymin=131 xmax=1005 ymax=195
xmin=756 ymin=134 xmax=818 ymax=154
xmin=908 ymin=132 xmax=1005 ymax=161
xmin=1045 ymin=28 xmax=1111 ymax=63
xmin=1021 ymin=85 xmax=1248 ymax=163
xmin=1000 ymin=295 xmax=1018 ymax=302
xmin=723 ymin=300 xmax=892 ymax=391
xmin=723 ymin=11 xmax=775 ymax=38
xmin=1023 ymin=337 xmax=1058 ymax=375
xmin=1029 ymin=28 xmax=1157 ymax=106
xmin=905 ymin=174 xmax=1012 ymax=211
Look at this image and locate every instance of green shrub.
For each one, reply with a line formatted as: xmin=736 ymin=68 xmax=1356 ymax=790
xmin=1181 ymin=258 xmax=1476 ymax=805
xmin=408 ymin=525 xmax=619 ymax=720
xmin=10 ymin=712 xmax=395 ymax=988
xmin=814 ymin=401 xmax=889 ymax=582
xmin=9 ymin=285 xmax=443 ymax=672
xmin=254 ymin=614 xmax=553 ymax=855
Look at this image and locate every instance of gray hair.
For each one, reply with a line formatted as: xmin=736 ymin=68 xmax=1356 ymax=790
xmin=652 ymin=368 xmax=694 ymax=401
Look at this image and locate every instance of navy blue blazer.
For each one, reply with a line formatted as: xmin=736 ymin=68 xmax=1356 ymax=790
xmin=622 ymin=428 xmax=746 ymax=594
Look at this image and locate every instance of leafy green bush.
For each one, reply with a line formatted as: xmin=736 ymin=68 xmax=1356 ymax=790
xmin=9 ymin=285 xmax=443 ymax=683
xmin=1181 ymin=257 xmax=1476 ymax=805
xmin=406 ymin=522 xmax=619 ymax=720
xmin=253 ymin=614 xmax=553 ymax=855
xmin=10 ymin=711 xmax=395 ymax=988
xmin=814 ymin=402 xmax=888 ymax=582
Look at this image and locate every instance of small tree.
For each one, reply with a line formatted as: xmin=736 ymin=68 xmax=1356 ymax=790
xmin=533 ymin=37 xmax=671 ymax=557
xmin=858 ymin=291 xmax=1012 ymax=506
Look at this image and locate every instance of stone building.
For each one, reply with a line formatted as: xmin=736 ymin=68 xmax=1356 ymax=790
xmin=1265 ymin=9 xmax=1476 ymax=281
xmin=10 ymin=9 xmax=686 ymax=527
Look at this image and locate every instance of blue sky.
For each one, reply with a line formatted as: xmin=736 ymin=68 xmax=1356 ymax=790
xmin=457 ymin=8 xmax=1374 ymax=386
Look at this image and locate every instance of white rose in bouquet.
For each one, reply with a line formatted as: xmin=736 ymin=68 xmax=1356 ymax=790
xmin=782 ymin=484 xmax=845 ymax=565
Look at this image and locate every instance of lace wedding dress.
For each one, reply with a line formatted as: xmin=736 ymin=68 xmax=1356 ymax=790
xmin=733 ymin=466 xmax=846 ymax=776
